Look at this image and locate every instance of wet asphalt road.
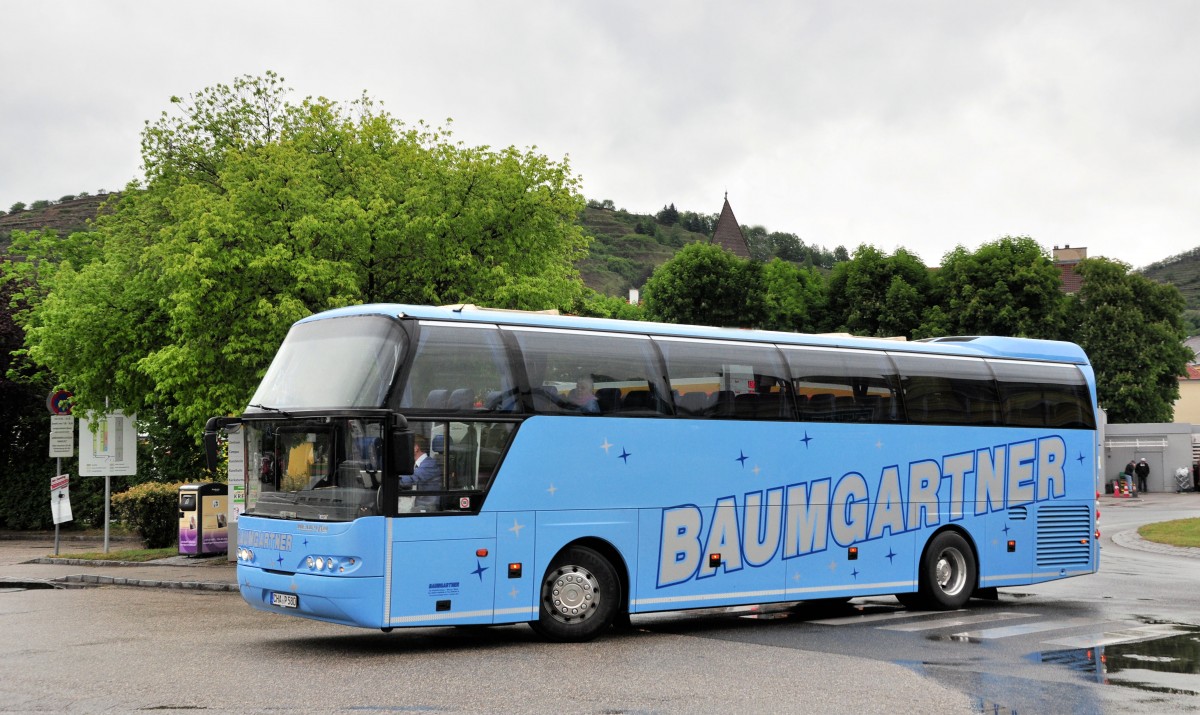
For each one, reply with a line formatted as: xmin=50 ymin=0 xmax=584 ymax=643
xmin=1 ymin=492 xmax=1197 ymax=713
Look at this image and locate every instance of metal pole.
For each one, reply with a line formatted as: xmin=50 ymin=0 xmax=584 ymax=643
xmin=103 ymin=397 xmax=110 ymax=554
xmin=54 ymin=457 xmax=61 ymax=556
xmin=104 ymin=475 xmax=111 ymax=554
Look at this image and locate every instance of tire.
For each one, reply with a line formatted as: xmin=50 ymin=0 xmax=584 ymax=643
xmin=914 ymin=531 xmax=977 ymax=610
xmin=529 ymin=546 xmax=619 ymax=642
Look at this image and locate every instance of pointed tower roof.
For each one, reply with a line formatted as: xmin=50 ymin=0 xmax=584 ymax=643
xmin=710 ymin=193 xmax=751 ymax=258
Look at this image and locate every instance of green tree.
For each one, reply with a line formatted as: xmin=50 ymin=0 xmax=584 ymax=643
xmin=759 ymin=259 xmax=824 ymax=332
xmin=18 ymin=72 xmax=589 ymax=432
xmin=1064 ymin=258 xmax=1190 ymax=423
xmin=655 ymin=203 xmax=679 ymax=226
xmin=823 ymin=245 xmax=931 ymax=337
xmin=642 ymin=242 xmax=764 ymax=327
xmin=930 ymin=237 xmax=1064 ymax=338
xmin=9 ymin=202 xmax=26 ymax=212
xmin=0 ymin=261 xmax=54 ymax=528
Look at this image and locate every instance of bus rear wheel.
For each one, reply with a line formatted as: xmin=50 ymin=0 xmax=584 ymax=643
xmin=530 ymin=546 xmax=618 ymax=642
xmin=912 ymin=531 xmax=976 ymax=610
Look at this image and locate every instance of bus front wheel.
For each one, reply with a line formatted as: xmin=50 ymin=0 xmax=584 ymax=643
xmin=913 ymin=531 xmax=976 ymax=610
xmin=530 ymin=546 xmax=618 ymax=642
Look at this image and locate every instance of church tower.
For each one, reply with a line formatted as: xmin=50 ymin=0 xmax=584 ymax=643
xmin=710 ymin=193 xmax=751 ymax=259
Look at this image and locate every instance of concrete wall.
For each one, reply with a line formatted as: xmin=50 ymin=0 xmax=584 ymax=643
xmin=1102 ymin=422 xmax=1196 ymax=493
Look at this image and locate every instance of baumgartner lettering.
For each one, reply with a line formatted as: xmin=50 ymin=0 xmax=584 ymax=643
xmin=657 ymin=435 xmax=1068 ymax=588
xmin=238 ymin=530 xmax=294 ymax=552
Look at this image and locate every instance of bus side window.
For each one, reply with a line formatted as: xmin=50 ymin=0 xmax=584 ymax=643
xmin=782 ymin=346 xmax=900 ymax=424
xmin=505 ymin=327 xmax=668 ymax=417
xmin=656 ymin=337 xmax=792 ymax=421
xmin=399 ymin=323 xmax=518 ymax=416
xmin=988 ymin=359 xmax=1096 ymax=430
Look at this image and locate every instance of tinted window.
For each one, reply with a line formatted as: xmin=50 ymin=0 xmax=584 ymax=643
xmin=989 ymin=360 xmax=1096 ymax=429
xmin=506 ymin=328 xmax=668 ymax=416
xmin=782 ymin=346 xmax=901 ymax=423
xmin=251 ymin=315 xmax=406 ymax=410
xmin=400 ymin=322 xmax=518 ymax=413
xmin=891 ymin=353 xmax=1000 ymax=425
xmin=657 ymin=338 xmax=793 ymax=420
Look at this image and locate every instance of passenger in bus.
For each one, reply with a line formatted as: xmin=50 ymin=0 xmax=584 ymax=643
xmin=569 ymin=377 xmax=601 ymax=414
xmin=400 ymin=434 xmax=441 ymax=511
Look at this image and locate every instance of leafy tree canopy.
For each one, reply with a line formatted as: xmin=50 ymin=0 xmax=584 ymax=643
xmin=759 ymin=259 xmax=824 ymax=332
xmin=823 ymin=245 xmax=931 ymax=337
xmin=16 ymin=72 xmax=589 ymax=432
xmin=1065 ymin=257 xmax=1190 ymax=422
xmin=930 ymin=236 xmax=1065 ymax=339
xmin=642 ymin=242 xmax=764 ymax=328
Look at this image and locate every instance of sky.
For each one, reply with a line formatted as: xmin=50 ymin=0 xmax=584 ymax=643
xmin=3 ymin=1 xmax=1198 ymax=270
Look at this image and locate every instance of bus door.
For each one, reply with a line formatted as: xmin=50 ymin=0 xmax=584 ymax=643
xmin=387 ymin=515 xmax=497 ymax=627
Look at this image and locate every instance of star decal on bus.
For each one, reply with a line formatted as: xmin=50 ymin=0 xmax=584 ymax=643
xmin=1077 ymin=452 xmax=1086 ymax=465
xmin=546 ymin=483 xmax=557 ymax=496
xmin=736 ymin=450 xmax=749 ymax=466
xmin=600 ymin=438 xmax=613 ymax=454
xmin=618 ymin=448 xmax=631 ymax=464
xmin=800 ymin=432 xmax=813 ymax=448
xmin=471 ymin=561 xmax=489 ymax=581
xmin=509 ymin=587 xmax=519 ymax=599
xmin=850 ymin=568 xmax=860 ymax=579
xmin=509 ymin=519 xmax=525 ymax=538
xmin=885 ymin=549 xmax=896 ymax=563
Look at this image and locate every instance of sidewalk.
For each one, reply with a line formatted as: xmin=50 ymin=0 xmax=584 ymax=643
xmin=1099 ymin=490 xmax=1200 ymax=559
xmin=0 ymin=532 xmax=238 ymax=592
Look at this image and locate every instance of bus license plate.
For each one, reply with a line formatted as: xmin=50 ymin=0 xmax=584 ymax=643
xmin=271 ymin=592 xmax=298 ymax=609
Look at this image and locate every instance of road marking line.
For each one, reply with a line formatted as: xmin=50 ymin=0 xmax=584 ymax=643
xmin=952 ymin=617 xmax=1098 ymax=640
xmin=1042 ymin=624 xmax=1185 ymax=649
xmin=880 ymin=612 xmax=1030 ymax=632
xmin=810 ymin=609 xmax=952 ymax=626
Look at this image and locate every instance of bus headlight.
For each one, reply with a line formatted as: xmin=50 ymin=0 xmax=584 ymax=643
xmin=237 ymin=547 xmax=254 ymax=562
xmin=315 ymin=557 xmax=326 ymax=571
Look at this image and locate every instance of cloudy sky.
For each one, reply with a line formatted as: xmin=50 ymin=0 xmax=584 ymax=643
xmin=3 ymin=1 xmax=1198 ymax=270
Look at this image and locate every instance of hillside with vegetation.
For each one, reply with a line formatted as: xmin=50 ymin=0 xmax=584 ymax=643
xmin=0 ymin=193 xmax=113 ymax=248
xmin=1140 ymin=249 xmax=1200 ymax=332
xmin=577 ymin=200 xmax=843 ymax=295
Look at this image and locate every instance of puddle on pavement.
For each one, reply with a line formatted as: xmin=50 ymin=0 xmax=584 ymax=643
xmin=0 ymin=581 xmax=61 ymax=592
xmin=1031 ymin=623 xmax=1200 ymax=695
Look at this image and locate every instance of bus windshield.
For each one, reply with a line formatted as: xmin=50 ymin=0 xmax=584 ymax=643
xmin=243 ymin=416 xmax=387 ymax=521
xmin=249 ymin=315 xmax=406 ymax=411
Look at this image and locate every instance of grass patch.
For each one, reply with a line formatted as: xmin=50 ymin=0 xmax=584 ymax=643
xmin=47 ymin=547 xmax=177 ymax=562
xmin=1138 ymin=518 xmax=1200 ymax=548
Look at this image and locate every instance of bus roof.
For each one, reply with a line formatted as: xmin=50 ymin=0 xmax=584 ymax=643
xmin=299 ymin=303 xmax=1091 ymax=365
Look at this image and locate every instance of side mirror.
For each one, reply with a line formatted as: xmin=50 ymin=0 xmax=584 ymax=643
xmin=389 ymin=428 xmax=414 ymax=477
xmin=203 ymin=417 xmax=240 ymax=472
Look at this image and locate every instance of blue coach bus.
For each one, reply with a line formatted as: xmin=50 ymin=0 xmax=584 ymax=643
xmin=206 ymin=303 xmax=1099 ymax=642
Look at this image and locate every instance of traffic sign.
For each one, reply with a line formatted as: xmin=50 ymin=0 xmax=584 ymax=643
xmin=46 ymin=390 xmax=73 ymax=415
xmin=49 ymin=415 xmax=74 ymax=458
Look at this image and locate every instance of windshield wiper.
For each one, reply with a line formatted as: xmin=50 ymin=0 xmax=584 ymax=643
xmin=248 ymin=403 xmax=294 ymax=418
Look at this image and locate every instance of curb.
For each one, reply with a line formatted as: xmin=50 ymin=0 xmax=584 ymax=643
xmin=1111 ymin=529 xmax=1200 ymax=559
xmin=59 ymin=574 xmax=238 ymax=592
xmin=0 ymin=575 xmax=238 ymax=592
